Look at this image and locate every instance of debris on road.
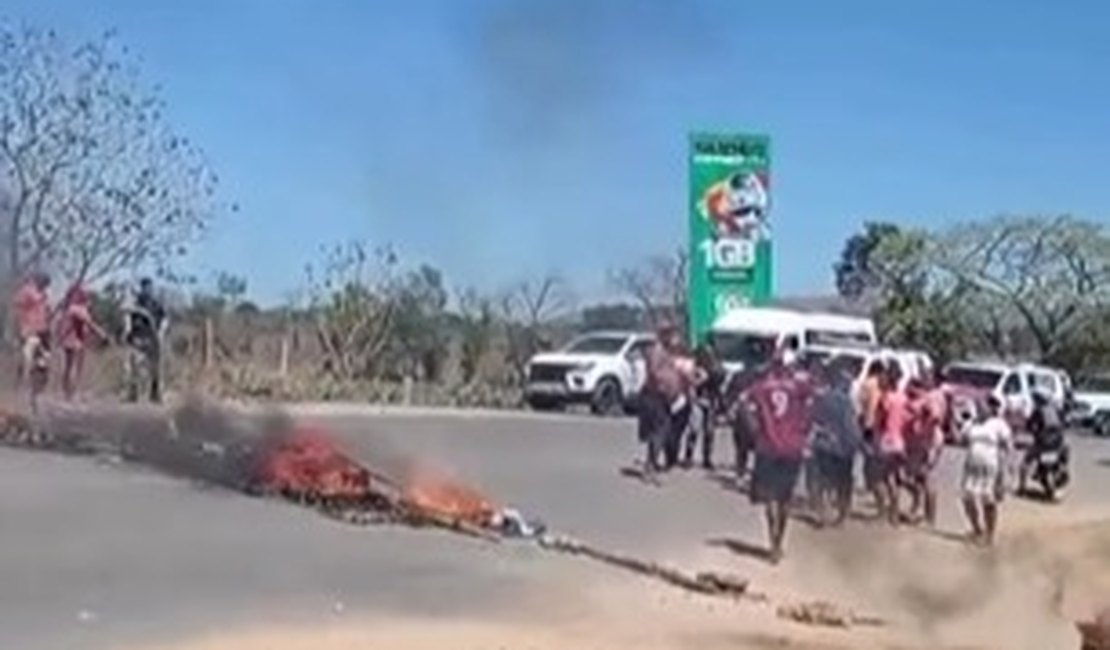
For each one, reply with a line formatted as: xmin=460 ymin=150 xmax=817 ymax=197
xmin=538 ymin=534 xmax=754 ymax=599
xmin=775 ymin=600 xmax=885 ymax=629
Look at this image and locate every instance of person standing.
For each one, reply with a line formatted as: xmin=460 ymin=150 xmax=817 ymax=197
xmin=669 ymin=345 xmax=699 ymax=469
xmin=809 ymin=360 xmax=866 ymax=527
xmin=961 ymin=395 xmax=1013 ymax=546
xmin=740 ymin=350 xmax=816 ymax=563
xmin=123 ymin=277 xmax=167 ymax=403
xmin=637 ymin=323 xmax=685 ymax=477
xmin=12 ymin=271 xmax=52 ymax=411
xmin=683 ymin=343 xmax=725 ymax=470
xmin=856 ymin=359 xmax=886 ymax=496
xmin=57 ymin=284 xmax=108 ymax=401
xmin=723 ymin=358 xmax=768 ymax=482
xmin=905 ymin=374 xmax=946 ymax=526
xmin=873 ymin=367 xmax=911 ymax=525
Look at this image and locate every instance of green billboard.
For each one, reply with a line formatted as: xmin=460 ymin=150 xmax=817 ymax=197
xmin=687 ymin=132 xmax=773 ymax=343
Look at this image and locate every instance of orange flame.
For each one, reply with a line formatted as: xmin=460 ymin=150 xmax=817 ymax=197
xmin=401 ymin=464 xmax=497 ymax=527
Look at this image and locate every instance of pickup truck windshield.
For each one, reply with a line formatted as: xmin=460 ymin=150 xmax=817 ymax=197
xmin=564 ymin=335 xmax=628 ymax=354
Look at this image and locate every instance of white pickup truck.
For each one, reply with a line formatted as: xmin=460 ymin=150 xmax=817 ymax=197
xmin=523 ymin=331 xmax=655 ymax=416
xmin=1071 ymin=374 xmax=1110 ymax=437
xmin=941 ymin=361 xmax=1070 ymax=444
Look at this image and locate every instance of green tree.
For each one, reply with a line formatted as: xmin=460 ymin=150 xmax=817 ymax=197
xmin=835 ymin=223 xmax=970 ymax=364
xmin=833 ymin=221 xmax=903 ymax=301
xmin=389 ymin=264 xmax=450 ymax=381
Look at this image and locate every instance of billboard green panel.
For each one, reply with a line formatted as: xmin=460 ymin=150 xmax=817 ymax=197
xmin=687 ymin=132 xmax=773 ymax=344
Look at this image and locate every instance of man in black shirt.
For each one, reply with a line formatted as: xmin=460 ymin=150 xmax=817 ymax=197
xmin=124 ymin=277 xmax=167 ymax=403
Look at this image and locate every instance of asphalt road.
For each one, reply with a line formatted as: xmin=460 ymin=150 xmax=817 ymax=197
xmin=1 ymin=407 xmax=1109 ymax=650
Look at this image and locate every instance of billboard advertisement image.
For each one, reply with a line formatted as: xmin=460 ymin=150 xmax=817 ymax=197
xmin=687 ymin=132 xmax=773 ymax=343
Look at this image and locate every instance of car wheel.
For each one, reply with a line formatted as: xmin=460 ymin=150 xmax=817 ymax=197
xmin=590 ymin=377 xmax=624 ymax=417
xmin=527 ymin=396 xmax=563 ymax=412
xmin=1095 ymin=413 xmax=1110 ymax=437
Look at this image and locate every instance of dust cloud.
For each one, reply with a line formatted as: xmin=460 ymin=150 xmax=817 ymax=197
xmin=784 ymin=519 xmax=1110 ymax=649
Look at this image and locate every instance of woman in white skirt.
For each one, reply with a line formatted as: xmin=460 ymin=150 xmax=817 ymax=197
xmin=961 ymin=395 xmax=1013 ymax=546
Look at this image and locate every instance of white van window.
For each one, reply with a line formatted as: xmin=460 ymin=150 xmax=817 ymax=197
xmin=713 ymin=332 xmax=777 ymax=367
xmin=1002 ymin=373 xmax=1022 ymax=395
xmin=805 ymin=330 xmax=873 ymax=346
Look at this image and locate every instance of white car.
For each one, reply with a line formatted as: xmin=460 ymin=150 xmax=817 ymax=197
xmin=941 ymin=361 xmax=1070 ymax=442
xmin=807 ymin=344 xmax=934 ymax=393
xmin=1071 ymin=374 xmax=1110 ymax=436
xmin=523 ymin=331 xmax=655 ymax=416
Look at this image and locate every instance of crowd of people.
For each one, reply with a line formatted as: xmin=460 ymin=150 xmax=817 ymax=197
xmin=636 ymin=323 xmax=1058 ymax=563
xmin=8 ymin=272 xmax=168 ymax=411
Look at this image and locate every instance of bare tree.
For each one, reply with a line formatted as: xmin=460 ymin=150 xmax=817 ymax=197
xmin=305 ymin=240 xmax=399 ymax=381
xmin=608 ymin=247 xmax=688 ymax=330
xmin=0 ymin=25 xmax=223 ymax=286
xmin=497 ymin=274 xmax=572 ymax=381
xmin=931 ymin=215 xmax=1110 ymax=361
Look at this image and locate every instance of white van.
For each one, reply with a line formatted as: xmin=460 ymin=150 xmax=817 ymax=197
xmin=709 ymin=306 xmax=877 ymax=374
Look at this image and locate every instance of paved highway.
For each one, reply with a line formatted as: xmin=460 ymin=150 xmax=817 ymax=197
xmin=1 ymin=407 xmax=1107 ymax=650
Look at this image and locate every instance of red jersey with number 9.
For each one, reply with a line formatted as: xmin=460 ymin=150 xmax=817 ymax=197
xmin=743 ymin=367 xmax=815 ymax=459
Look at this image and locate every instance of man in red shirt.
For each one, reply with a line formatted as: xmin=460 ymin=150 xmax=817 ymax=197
xmin=11 ymin=271 xmax=52 ymax=408
xmin=740 ymin=351 xmax=815 ymax=563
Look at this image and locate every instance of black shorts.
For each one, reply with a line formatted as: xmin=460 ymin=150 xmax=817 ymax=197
xmin=815 ymin=451 xmax=854 ymax=493
xmin=872 ymin=452 xmax=905 ymax=483
xmin=751 ymin=454 xmax=803 ymax=505
xmin=637 ymin=390 xmax=671 ymax=444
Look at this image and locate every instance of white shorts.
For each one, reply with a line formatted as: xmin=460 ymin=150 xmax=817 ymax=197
xmin=962 ymin=458 xmax=1002 ymax=503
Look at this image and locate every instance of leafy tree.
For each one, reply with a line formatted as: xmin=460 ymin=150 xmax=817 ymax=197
xmin=0 ymin=25 xmax=226 ymax=287
xmin=835 ymin=223 xmax=969 ymax=364
xmin=389 ymin=264 xmax=450 ymax=381
xmin=833 ymin=221 xmax=903 ymax=302
xmin=215 ymin=272 xmax=247 ymax=308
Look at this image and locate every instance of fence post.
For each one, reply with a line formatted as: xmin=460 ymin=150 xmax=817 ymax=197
xmin=203 ymin=317 xmax=214 ymax=370
xmin=402 ymin=375 xmax=413 ymax=406
xmin=279 ymin=334 xmax=289 ymax=378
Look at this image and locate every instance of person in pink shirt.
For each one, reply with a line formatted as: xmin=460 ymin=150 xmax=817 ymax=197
xmin=11 ymin=271 xmax=52 ymax=407
xmin=874 ymin=368 xmax=912 ymax=525
xmin=57 ymin=284 xmax=108 ymax=400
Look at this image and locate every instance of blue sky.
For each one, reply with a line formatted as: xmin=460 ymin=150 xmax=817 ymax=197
xmin=5 ymin=0 xmax=1109 ymax=304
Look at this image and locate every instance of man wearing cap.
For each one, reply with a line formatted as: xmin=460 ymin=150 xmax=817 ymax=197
xmin=637 ymin=323 xmax=689 ymax=476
